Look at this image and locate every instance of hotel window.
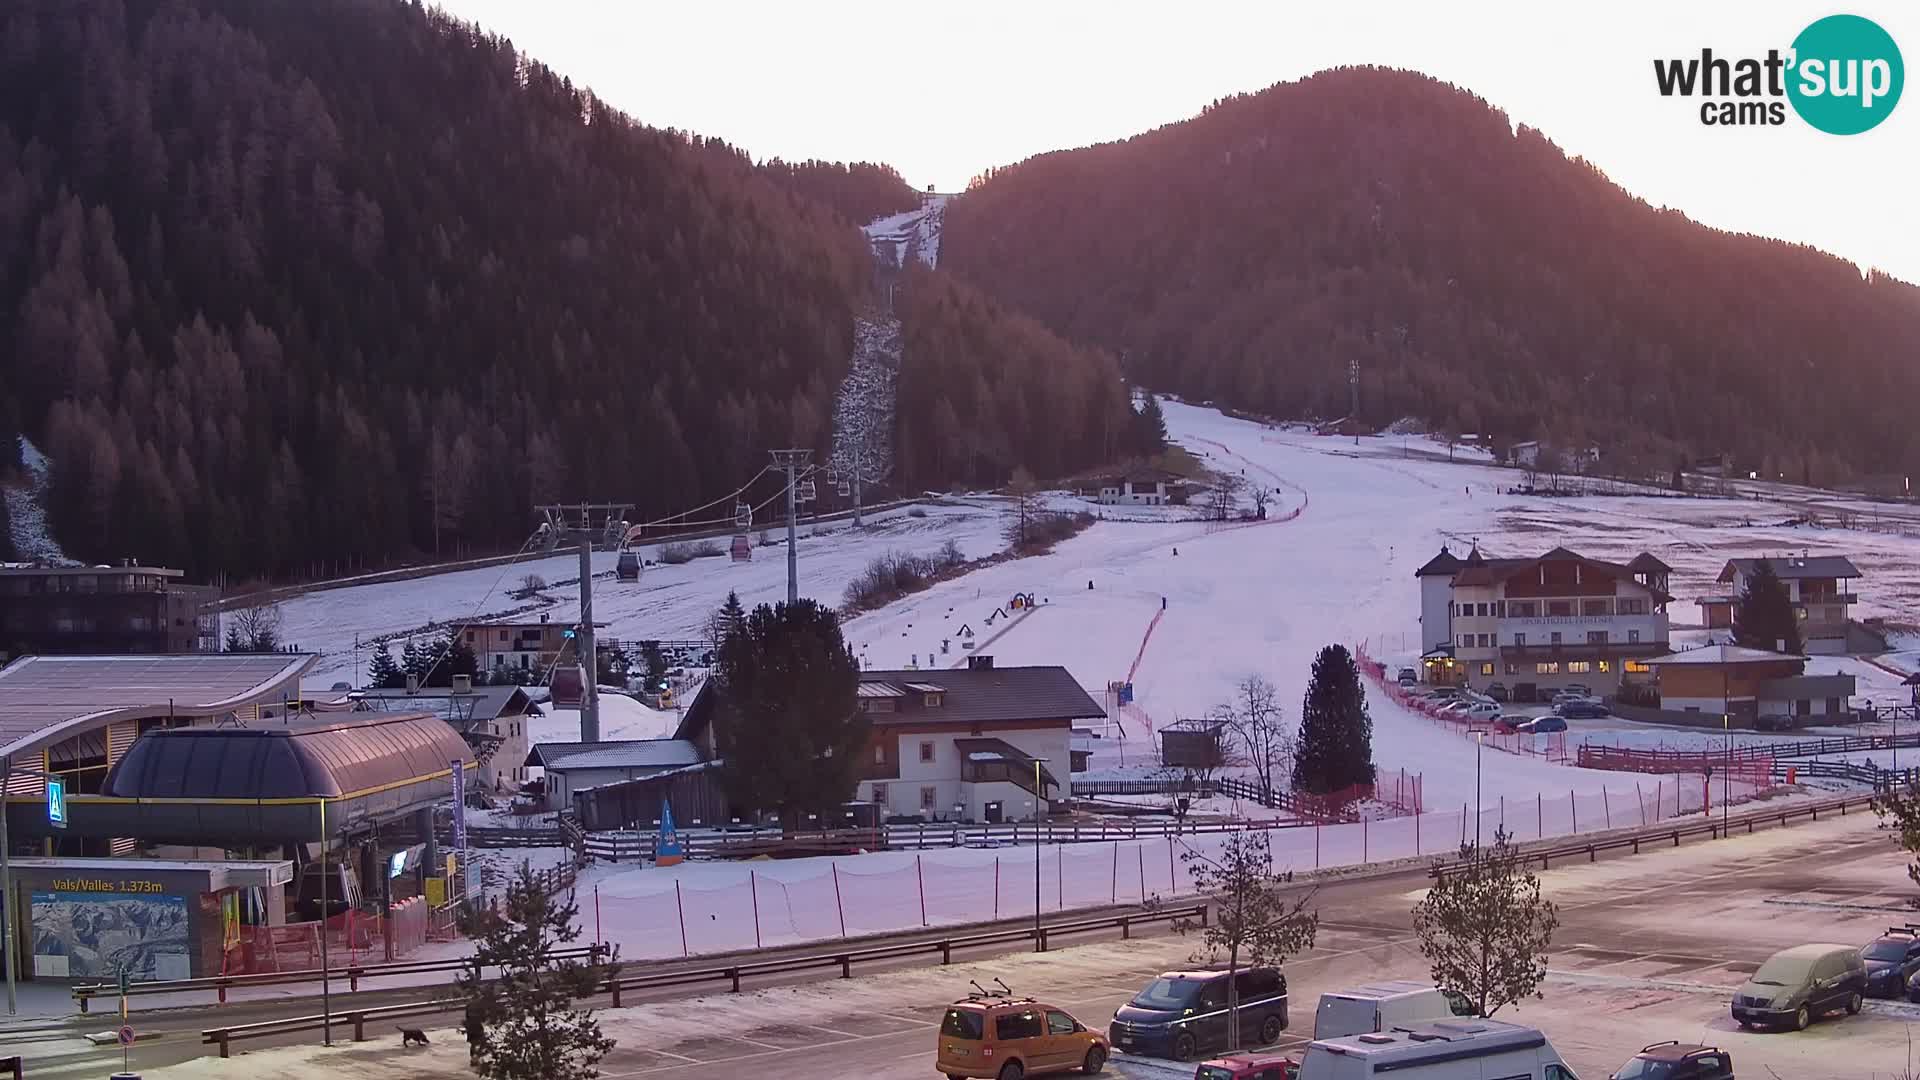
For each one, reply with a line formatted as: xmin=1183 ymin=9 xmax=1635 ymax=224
xmin=873 ymin=744 xmax=886 ymax=764
xmin=1505 ymin=662 xmax=1519 ymax=675
xmin=921 ymin=786 xmax=938 ymax=811
xmin=1548 ymin=600 xmax=1573 ymax=617
xmin=1582 ymin=600 xmax=1609 ymax=616
xmin=1587 ymin=630 xmax=1607 ymax=644
xmin=1536 ymin=661 xmax=1560 ymax=674
xmin=1598 ymin=660 xmax=1612 ymax=673
xmin=1625 ymin=660 xmax=1651 ymax=674
xmin=1513 ymin=633 xmax=1527 ymax=647
xmin=1480 ymin=663 xmax=1494 ymax=676
xmin=1550 ymin=632 xmax=1562 ymax=645
xmin=872 ymin=782 xmax=888 ymax=804
xmin=919 ymin=741 xmax=935 ymax=763
xmin=1478 ymin=603 xmax=1490 ymax=617
xmin=1618 ymin=598 xmax=1648 ymax=615
xmin=1628 ymin=629 xmax=1641 ymax=643
xmin=1509 ymin=601 xmax=1536 ymax=617
xmin=1566 ymin=661 xmax=1592 ymax=674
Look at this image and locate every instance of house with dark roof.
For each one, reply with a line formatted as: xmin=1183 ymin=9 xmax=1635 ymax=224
xmin=1644 ymin=643 xmax=1855 ymax=724
xmin=1413 ymin=544 xmax=1672 ymax=695
xmin=524 ymin=739 xmax=704 ymax=810
xmin=354 ymin=683 xmax=536 ymax=794
xmin=676 ymin=656 xmax=1105 ymax=823
xmin=1698 ymin=555 xmax=1863 ymax=654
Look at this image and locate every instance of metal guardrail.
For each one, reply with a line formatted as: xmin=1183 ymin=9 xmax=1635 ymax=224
xmin=198 ymin=904 xmax=1207 ymax=1056
xmin=1427 ymin=791 xmax=1882 ymax=879
xmin=594 ymin=903 xmax=1207 ymax=1005
xmin=74 ymin=944 xmax=605 ymax=1011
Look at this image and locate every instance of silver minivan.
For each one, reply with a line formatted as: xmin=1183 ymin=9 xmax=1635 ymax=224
xmin=1730 ymin=943 xmax=1868 ymax=1030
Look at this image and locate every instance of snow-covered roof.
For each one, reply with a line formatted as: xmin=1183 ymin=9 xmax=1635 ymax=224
xmin=531 ymin=738 xmax=702 ymax=772
xmin=1718 ymin=556 xmax=1861 ymax=582
xmin=1645 ymin=644 xmax=1806 ymax=666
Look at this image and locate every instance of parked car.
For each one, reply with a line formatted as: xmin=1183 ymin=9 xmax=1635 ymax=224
xmin=1521 ymin=715 xmax=1569 ymax=734
xmin=1396 ymin=667 xmax=1418 ymax=686
xmin=1461 ymin=701 xmax=1501 ymax=720
xmin=1861 ymin=926 xmax=1920 ymax=997
xmin=938 ymin=994 xmax=1109 ymax=1078
xmin=1197 ymin=1053 xmax=1299 ymax=1080
xmin=1564 ymin=683 xmax=1593 ymax=697
xmin=1554 ymin=699 xmax=1609 ymax=719
xmin=1486 ymin=682 xmax=1509 ymax=702
xmin=1426 ymin=687 xmax=1467 ymax=701
xmin=1549 ymin=690 xmax=1593 ymax=706
xmin=1311 ymin=982 xmax=1467 ymax=1040
xmin=1491 ymin=715 xmax=1528 ymax=735
xmin=1609 ymin=1041 xmax=1733 ymax=1080
xmin=1730 ymin=943 xmax=1867 ymax=1030
xmin=1111 ymin=968 xmax=1289 ymax=1061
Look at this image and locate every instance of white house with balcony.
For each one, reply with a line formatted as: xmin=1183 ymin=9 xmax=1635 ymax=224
xmin=1698 ymin=555 xmax=1863 ymax=655
xmin=1414 ymin=544 xmax=1672 ymax=695
xmin=849 ymin=657 xmax=1104 ymax=823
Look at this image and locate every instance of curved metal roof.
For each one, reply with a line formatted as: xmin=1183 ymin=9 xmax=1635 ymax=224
xmin=0 ymin=653 xmax=314 ymax=759
xmin=102 ymin=712 xmax=472 ymax=800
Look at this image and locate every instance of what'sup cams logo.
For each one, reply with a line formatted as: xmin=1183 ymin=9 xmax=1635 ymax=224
xmin=1654 ymin=14 xmax=1904 ymax=133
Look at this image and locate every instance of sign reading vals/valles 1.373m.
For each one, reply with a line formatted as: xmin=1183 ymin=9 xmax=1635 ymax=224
xmin=451 ymin=758 xmax=469 ymax=896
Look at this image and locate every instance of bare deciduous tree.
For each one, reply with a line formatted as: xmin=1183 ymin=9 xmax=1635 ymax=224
xmin=1208 ymin=473 xmax=1244 ymax=522
xmin=1214 ymin=675 xmax=1294 ymax=802
xmin=1177 ymin=829 xmax=1319 ymax=1051
xmin=225 ymin=600 xmax=282 ymax=652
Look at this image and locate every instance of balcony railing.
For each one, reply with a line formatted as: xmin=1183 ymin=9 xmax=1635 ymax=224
xmin=962 ymin=759 xmax=1050 ymax=796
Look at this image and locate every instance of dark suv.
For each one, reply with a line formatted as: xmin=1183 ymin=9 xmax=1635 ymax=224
xmin=1109 ymin=968 xmax=1287 ymax=1062
xmin=1610 ymin=1042 xmax=1733 ymax=1080
xmin=1860 ymin=926 xmax=1920 ymax=998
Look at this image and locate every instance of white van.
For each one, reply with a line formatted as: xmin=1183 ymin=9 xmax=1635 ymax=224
xmin=1313 ymin=982 xmax=1461 ymax=1039
xmin=1297 ymin=1019 xmax=1577 ymax=1080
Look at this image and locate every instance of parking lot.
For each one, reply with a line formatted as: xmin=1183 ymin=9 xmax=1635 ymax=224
xmin=140 ymin=810 xmax=1920 ymax=1079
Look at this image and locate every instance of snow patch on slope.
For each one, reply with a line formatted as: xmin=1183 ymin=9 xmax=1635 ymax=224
xmin=862 ymin=194 xmax=949 ymax=269
xmin=3 ymin=436 xmax=73 ymax=564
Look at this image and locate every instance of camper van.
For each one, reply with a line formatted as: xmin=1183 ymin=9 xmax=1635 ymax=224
xmin=1313 ymin=982 xmax=1464 ymax=1040
xmin=1296 ymin=1019 xmax=1576 ymax=1080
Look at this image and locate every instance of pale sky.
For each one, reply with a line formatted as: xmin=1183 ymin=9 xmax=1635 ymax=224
xmin=433 ymin=0 xmax=1919 ymax=284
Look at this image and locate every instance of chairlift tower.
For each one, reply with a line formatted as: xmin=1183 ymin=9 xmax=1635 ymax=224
xmin=769 ymin=450 xmax=814 ymax=604
xmin=533 ymin=502 xmax=630 ymax=742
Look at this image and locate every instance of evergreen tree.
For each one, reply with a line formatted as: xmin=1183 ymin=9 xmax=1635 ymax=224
xmin=1133 ymin=393 xmax=1169 ymax=454
xmin=367 ymin=642 xmax=403 ymax=689
xmin=400 ymin=638 xmax=426 ymax=684
xmin=1731 ymin=559 xmax=1804 ymax=654
xmin=1293 ymin=643 xmax=1376 ymax=795
xmin=458 ymin=862 xmax=619 ymax=1080
xmin=224 ymin=625 xmax=245 ymax=653
xmin=708 ymin=591 xmax=748 ymax=651
xmin=639 ymin=640 xmax=669 ymax=689
xmin=437 ymin=631 xmax=478 ymax=687
xmin=713 ymin=599 xmax=865 ymax=829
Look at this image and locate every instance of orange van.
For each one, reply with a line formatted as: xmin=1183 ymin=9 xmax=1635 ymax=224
xmin=937 ymin=995 xmax=1110 ymax=1079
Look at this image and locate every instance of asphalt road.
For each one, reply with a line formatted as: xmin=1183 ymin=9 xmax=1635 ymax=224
xmin=14 ymin=807 xmax=1920 ymax=1079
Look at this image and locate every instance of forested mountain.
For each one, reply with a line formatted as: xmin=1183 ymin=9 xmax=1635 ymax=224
xmin=0 ymin=0 xmax=1116 ymax=576
xmin=760 ymin=160 xmax=919 ymax=228
xmin=895 ymin=266 xmax=1130 ymax=489
xmin=942 ymin=67 xmax=1920 ymax=484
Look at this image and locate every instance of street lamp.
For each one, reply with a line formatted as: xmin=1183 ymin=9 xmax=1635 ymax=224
xmin=1474 ymin=732 xmax=1484 ymax=849
xmin=1722 ymin=714 xmax=1730 ymax=833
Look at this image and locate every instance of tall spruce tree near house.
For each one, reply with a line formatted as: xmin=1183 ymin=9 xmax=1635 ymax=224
xmin=709 ymin=591 xmax=748 ymax=652
xmin=367 ymin=643 xmax=404 ymax=689
xmin=1133 ymin=393 xmax=1169 ymax=455
xmin=1732 ymin=559 xmax=1804 ymax=654
xmin=713 ymin=599 xmax=866 ymax=830
xmin=1293 ymin=644 xmax=1376 ymax=795
xmin=458 ymin=862 xmax=619 ymax=1080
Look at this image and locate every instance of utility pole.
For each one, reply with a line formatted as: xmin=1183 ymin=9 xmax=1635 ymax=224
xmin=1349 ymin=356 xmax=1360 ymax=447
xmin=578 ymin=539 xmax=598 ymax=743
xmin=770 ymin=450 xmax=813 ymax=605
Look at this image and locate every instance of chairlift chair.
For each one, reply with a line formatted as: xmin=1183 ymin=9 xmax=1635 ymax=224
xmin=837 ymin=479 xmax=852 ymax=498
xmin=734 ymin=502 xmax=752 ymax=528
xmin=550 ymin=664 xmax=587 ymax=708
xmin=796 ymin=479 xmax=817 ymax=503
xmin=615 ymin=548 xmax=642 ymax=583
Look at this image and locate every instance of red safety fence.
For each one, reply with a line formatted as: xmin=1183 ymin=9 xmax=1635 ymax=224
xmin=1576 ymin=745 xmax=1775 ymax=789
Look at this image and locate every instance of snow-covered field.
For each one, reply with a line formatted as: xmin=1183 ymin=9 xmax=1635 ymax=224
xmin=281 ymin=498 xmax=1015 ymax=684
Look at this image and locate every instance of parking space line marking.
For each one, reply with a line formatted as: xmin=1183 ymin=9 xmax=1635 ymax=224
xmin=805 ymin=1024 xmax=864 ymax=1038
